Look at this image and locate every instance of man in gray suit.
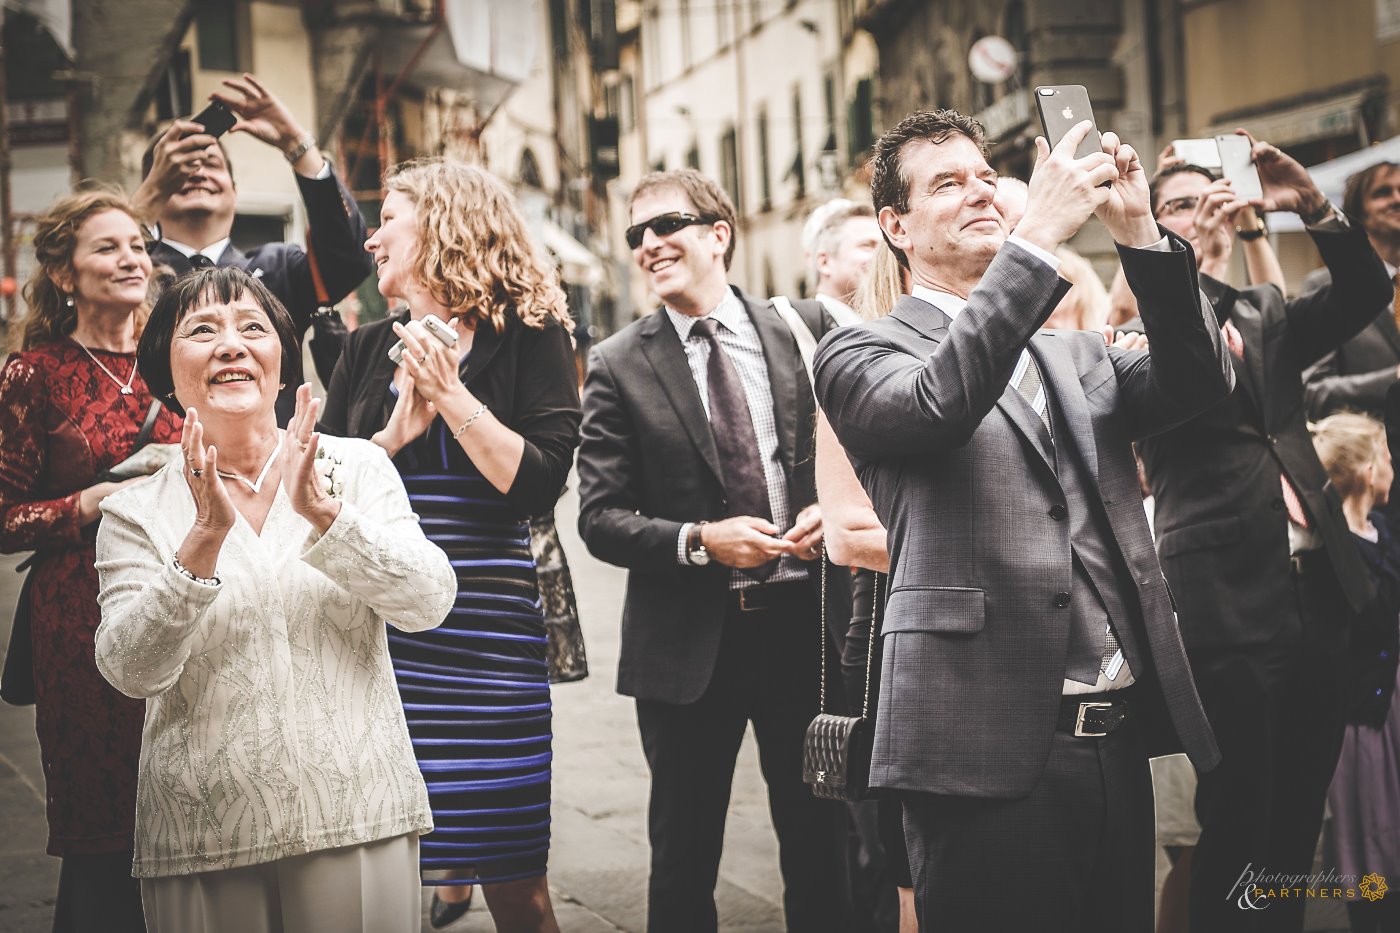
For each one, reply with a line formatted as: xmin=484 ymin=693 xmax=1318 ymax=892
xmin=1304 ymin=160 xmax=1400 ymax=418
xmin=815 ymin=109 xmax=1230 ymax=931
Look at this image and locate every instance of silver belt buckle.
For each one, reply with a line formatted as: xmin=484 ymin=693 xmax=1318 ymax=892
xmin=1074 ymin=701 xmax=1114 ymax=737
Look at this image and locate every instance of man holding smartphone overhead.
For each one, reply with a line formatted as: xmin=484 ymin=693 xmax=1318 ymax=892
xmin=1139 ymin=135 xmax=1391 ymax=933
xmin=131 ymin=74 xmax=370 ymax=416
xmin=815 ymin=106 xmax=1230 ymax=931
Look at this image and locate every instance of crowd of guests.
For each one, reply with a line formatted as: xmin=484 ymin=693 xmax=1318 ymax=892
xmin=4 ymin=70 xmax=1400 ymax=933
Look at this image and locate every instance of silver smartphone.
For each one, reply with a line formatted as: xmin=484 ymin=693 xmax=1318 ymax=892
xmin=1170 ymin=138 xmax=1223 ymax=170
xmin=387 ymin=313 xmax=459 ymax=365
xmin=1034 ymin=85 xmax=1103 ymax=160
xmin=1216 ymin=134 xmax=1263 ymax=202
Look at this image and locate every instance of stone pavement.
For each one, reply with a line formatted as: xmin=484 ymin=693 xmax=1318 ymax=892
xmin=0 ymin=478 xmax=1355 ymax=932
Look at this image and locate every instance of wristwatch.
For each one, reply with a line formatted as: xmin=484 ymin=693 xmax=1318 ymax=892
xmin=686 ymin=521 xmax=711 ymax=566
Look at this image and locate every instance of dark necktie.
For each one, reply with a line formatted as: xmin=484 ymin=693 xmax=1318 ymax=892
xmin=691 ymin=316 xmax=773 ymax=523
xmin=1015 ymin=351 xmax=1122 ymax=681
xmin=189 ymin=254 xmax=215 ymax=270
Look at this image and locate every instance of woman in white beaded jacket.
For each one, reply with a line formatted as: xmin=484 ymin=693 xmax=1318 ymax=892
xmin=94 ymin=267 xmax=456 ymax=933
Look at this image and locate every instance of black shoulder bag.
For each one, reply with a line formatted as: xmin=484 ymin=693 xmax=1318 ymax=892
xmin=802 ymin=546 xmax=884 ymax=801
xmin=1 ymin=399 xmax=163 ymax=706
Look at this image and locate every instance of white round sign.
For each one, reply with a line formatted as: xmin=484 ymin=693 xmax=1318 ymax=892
xmin=968 ymin=36 xmax=1019 ymax=84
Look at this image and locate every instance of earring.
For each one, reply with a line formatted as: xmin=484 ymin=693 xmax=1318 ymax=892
xmin=64 ymin=295 xmax=74 ymax=308
xmin=279 ymin=383 xmax=286 ymax=390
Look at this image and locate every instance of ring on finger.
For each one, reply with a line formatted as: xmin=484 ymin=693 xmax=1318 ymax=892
xmin=190 ymin=467 xmax=204 ymax=478
xmin=297 ymin=441 xmax=308 ymax=452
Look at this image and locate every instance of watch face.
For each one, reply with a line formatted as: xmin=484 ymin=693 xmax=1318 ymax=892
xmin=690 ymin=548 xmax=711 ymax=566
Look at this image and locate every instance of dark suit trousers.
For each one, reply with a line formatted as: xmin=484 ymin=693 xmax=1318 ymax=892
xmin=902 ymin=713 xmax=1155 ymax=932
xmin=634 ymin=584 xmax=843 ymax=933
xmin=1189 ymin=553 xmax=1351 ymax=933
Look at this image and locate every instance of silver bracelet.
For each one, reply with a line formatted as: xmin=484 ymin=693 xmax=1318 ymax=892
xmin=451 ymin=403 xmax=489 ymax=440
xmin=284 ymin=133 xmax=317 ymax=163
xmin=172 ymin=555 xmax=220 ymax=587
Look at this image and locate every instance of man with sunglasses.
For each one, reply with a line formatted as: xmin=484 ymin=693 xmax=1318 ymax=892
xmin=578 ymin=168 xmax=845 ymax=932
xmin=1139 ymin=139 xmax=1391 ymax=932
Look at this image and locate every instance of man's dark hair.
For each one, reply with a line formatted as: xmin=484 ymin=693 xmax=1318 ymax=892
xmin=1343 ymin=161 xmax=1400 ymax=223
xmin=138 ymin=267 xmax=301 ymax=416
xmin=1148 ymin=163 xmax=1215 ymax=215
xmin=141 ymin=128 xmax=234 ymax=185
xmin=628 ymin=168 xmax=739 ymax=269
xmin=869 ymin=110 xmax=986 ymax=267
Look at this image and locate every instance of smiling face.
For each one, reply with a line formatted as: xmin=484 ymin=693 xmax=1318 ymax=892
xmin=629 ymin=186 xmax=731 ymax=312
xmin=54 ymin=209 xmax=152 ymax=313
xmin=170 ymin=292 xmax=283 ymax=421
xmin=878 ymin=135 xmax=1005 ymax=289
xmin=161 ymin=143 xmax=236 ymax=227
xmin=1360 ymin=165 xmax=1400 ymax=243
xmin=1153 ymin=170 xmax=1210 ymax=252
xmin=364 ymin=189 xmax=420 ymax=303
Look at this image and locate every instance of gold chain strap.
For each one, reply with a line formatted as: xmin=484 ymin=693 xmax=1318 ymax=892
xmin=819 ymin=542 xmax=882 ymax=719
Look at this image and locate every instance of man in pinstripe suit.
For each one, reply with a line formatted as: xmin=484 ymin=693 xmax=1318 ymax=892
xmin=815 ymin=109 xmax=1231 ymax=931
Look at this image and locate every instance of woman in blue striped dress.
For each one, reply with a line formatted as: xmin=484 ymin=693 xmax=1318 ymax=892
xmin=320 ymin=158 xmax=580 ymax=931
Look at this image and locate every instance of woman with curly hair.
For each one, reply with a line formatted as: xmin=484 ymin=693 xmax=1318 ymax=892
xmin=320 ymin=158 xmax=579 ymax=931
xmin=0 ymin=188 xmax=181 ymax=932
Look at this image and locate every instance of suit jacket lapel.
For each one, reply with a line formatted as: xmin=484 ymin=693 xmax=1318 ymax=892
xmin=218 ymin=244 xmax=248 ymax=270
xmin=744 ymin=288 xmax=798 ymax=473
xmin=1033 ymin=335 xmax=1096 ymax=483
xmin=1378 ymin=309 xmax=1400 ymax=358
xmin=639 ymin=308 xmax=724 ymax=486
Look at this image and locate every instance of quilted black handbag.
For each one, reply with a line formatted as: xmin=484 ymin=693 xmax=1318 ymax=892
xmin=802 ymin=548 xmax=883 ymax=801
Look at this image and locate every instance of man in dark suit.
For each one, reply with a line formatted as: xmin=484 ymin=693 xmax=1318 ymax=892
xmin=1303 ymin=160 xmax=1400 ymax=419
xmin=815 ymin=109 xmax=1231 ymax=931
xmin=576 ymin=168 xmax=843 ymax=933
xmin=1139 ymin=142 xmax=1391 ymax=932
xmin=131 ymin=74 xmax=370 ymax=408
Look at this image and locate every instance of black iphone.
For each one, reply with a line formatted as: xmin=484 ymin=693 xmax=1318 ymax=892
xmin=191 ymin=99 xmax=236 ymax=138
xmin=1034 ymin=85 xmax=1103 ymax=160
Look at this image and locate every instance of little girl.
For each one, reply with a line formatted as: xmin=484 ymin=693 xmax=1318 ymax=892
xmin=1312 ymin=412 xmax=1400 ymax=933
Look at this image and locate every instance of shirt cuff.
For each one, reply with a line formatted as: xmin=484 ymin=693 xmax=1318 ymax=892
xmin=1132 ymin=235 xmax=1172 ymax=252
xmin=313 ymin=161 xmax=332 ymax=180
xmin=677 ymin=522 xmax=693 ymax=566
xmin=1007 ymin=235 xmax=1061 ymax=272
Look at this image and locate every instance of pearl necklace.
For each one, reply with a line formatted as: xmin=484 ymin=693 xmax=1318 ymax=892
xmin=215 ymin=433 xmax=284 ymax=494
xmin=75 ymin=340 xmax=137 ymax=395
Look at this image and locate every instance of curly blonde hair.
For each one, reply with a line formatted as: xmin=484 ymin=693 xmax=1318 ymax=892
xmin=18 ymin=187 xmax=149 ymax=351
xmin=384 ymin=159 xmax=572 ymax=334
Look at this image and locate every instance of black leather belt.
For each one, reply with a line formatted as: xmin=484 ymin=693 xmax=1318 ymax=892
xmin=1056 ymin=691 xmax=1133 ymax=738
xmin=728 ymin=580 xmax=808 ymax=613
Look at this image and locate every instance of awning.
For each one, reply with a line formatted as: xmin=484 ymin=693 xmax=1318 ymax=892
xmin=1268 ymin=134 xmax=1400 ymax=232
xmin=540 ymin=220 xmax=604 ymax=287
xmin=1205 ymin=89 xmax=1371 ymax=149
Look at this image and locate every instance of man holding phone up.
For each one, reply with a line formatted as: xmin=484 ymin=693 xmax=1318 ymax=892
xmin=815 ymin=109 xmax=1230 ymax=931
xmin=1138 ymin=137 xmax=1391 ymax=932
xmin=131 ymin=74 xmax=371 ymax=414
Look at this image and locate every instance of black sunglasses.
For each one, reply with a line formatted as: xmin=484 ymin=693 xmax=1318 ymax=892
xmin=625 ymin=212 xmax=717 ymax=249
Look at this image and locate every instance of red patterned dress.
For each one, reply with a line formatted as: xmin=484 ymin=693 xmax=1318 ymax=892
xmin=0 ymin=339 xmax=181 ymax=857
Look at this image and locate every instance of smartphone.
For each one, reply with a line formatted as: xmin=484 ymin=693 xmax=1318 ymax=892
xmin=388 ymin=313 xmax=459 ymax=365
xmin=1034 ymin=85 xmax=1103 ymax=160
xmin=1170 ymin=138 xmax=1222 ymax=170
xmin=1216 ymin=134 xmax=1263 ymax=202
xmin=191 ymin=100 xmax=236 ymax=139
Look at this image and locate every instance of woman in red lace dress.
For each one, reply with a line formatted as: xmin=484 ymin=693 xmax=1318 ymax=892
xmin=0 ymin=189 xmax=181 ymax=932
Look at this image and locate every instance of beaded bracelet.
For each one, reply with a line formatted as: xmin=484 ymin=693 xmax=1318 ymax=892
xmin=172 ymin=555 xmax=220 ymax=587
xmin=451 ymin=403 xmax=489 ymax=440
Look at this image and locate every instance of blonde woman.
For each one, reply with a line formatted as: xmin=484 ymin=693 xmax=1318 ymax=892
xmin=320 ymin=158 xmax=579 ymax=931
xmin=0 ymin=188 xmax=181 ymax=932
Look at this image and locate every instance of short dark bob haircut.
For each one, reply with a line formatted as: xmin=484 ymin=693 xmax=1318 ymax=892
xmin=138 ymin=267 xmax=301 ymax=416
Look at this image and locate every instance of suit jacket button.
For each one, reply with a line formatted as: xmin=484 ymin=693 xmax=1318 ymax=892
xmin=1053 ymin=592 xmax=1071 ymax=608
xmin=1049 ymin=504 xmax=1068 ymax=520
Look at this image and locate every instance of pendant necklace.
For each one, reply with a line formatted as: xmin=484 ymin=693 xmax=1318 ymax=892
xmin=215 ymin=433 xmax=284 ymax=494
xmin=75 ymin=340 xmax=137 ymax=395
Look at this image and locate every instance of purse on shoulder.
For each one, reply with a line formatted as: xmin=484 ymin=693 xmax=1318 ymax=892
xmin=802 ymin=547 xmax=883 ymax=801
